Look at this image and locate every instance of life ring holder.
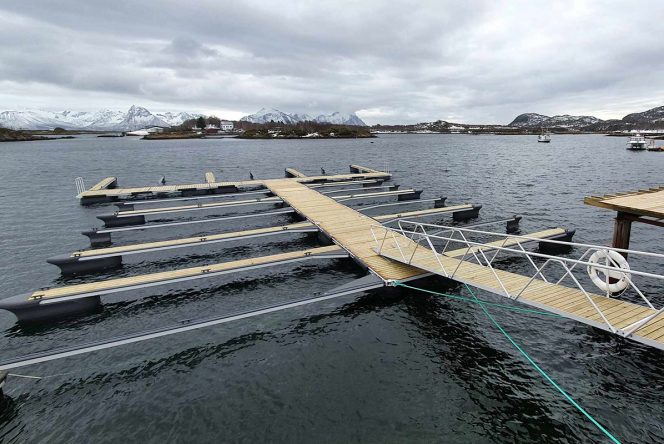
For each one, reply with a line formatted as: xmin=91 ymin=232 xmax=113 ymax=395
xmin=586 ymin=249 xmax=631 ymax=295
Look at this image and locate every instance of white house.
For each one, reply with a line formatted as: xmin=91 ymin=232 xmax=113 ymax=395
xmin=220 ymin=121 xmax=234 ymax=131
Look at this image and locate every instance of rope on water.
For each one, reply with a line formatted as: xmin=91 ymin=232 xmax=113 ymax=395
xmin=394 ymin=280 xmax=621 ymax=444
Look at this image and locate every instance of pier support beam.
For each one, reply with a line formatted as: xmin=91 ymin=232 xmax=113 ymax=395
xmin=452 ymin=204 xmax=482 ymax=221
xmin=82 ymin=229 xmax=112 ymax=247
xmin=80 ymin=195 xmax=118 ymax=206
xmin=97 ymin=213 xmax=146 ymax=228
xmin=0 ymin=294 xmax=102 ymax=323
xmin=538 ymin=229 xmax=576 ymax=254
xmin=506 ymin=216 xmax=522 ymax=233
xmin=612 ymin=211 xmax=632 ymax=257
xmin=47 ymin=254 xmax=123 ymax=275
xmin=397 ymin=190 xmax=423 ymax=201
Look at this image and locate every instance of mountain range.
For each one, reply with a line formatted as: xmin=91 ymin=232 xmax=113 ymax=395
xmin=508 ymin=106 xmax=664 ymax=130
xmin=240 ymin=108 xmax=367 ymax=126
xmin=0 ymin=106 xmax=201 ymax=131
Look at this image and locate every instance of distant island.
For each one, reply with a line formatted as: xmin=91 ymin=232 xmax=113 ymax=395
xmin=2 ymin=104 xmax=664 ymax=141
xmin=375 ymin=105 xmax=664 ymax=135
xmin=238 ymin=122 xmax=374 ymax=139
xmin=0 ymin=126 xmax=76 ymax=142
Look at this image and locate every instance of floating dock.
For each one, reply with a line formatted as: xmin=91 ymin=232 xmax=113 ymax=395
xmin=8 ymin=246 xmax=348 ymax=322
xmin=4 ymin=165 xmax=486 ymax=320
xmin=50 ymin=205 xmax=489 ymax=274
xmin=10 ymin=165 xmax=636 ymax=378
xmin=96 ymin=188 xmax=423 ymax=227
xmin=76 ymin=166 xmax=392 ymax=205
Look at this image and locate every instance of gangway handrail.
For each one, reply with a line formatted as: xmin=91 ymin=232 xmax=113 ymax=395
xmin=369 ymin=221 xmax=664 ymax=339
xmin=75 ymin=177 xmax=86 ymax=197
xmin=397 ymin=219 xmax=664 ymax=260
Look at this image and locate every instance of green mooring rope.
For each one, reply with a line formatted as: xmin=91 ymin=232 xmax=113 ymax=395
xmin=393 ymin=282 xmax=561 ymax=317
xmin=394 ymin=281 xmax=621 ymax=444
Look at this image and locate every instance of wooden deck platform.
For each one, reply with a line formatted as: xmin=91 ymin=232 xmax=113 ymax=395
xmin=349 ymin=164 xmax=382 ymax=174
xmin=89 ymin=177 xmax=117 ymax=191
xmin=29 ymin=246 xmax=347 ymax=302
xmin=585 ymin=186 xmax=664 ymax=219
xmin=585 ymin=185 xmax=664 ymax=250
xmin=97 ymin=188 xmax=421 ymax=227
xmin=52 ymin=205 xmax=481 ymax=274
xmin=376 ymin=234 xmax=664 ymax=350
xmin=77 ymin=170 xmax=392 ymax=203
xmin=265 ymin=180 xmax=429 ymax=281
xmin=285 ymin=168 xmax=307 ymax=178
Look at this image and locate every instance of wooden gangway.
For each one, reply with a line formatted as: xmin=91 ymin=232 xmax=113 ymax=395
xmin=372 ymin=222 xmax=664 ymax=351
xmin=264 ymin=180 xmax=437 ymax=281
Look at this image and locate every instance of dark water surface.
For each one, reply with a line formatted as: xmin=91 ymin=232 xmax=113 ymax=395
xmin=1 ymin=134 xmax=663 ymax=443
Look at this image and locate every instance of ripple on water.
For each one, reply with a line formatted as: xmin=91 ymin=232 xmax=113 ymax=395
xmin=1 ymin=134 xmax=663 ymax=442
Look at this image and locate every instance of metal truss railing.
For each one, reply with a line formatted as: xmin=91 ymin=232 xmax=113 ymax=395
xmin=370 ymin=220 xmax=664 ymax=339
xmin=75 ymin=177 xmax=86 ymax=196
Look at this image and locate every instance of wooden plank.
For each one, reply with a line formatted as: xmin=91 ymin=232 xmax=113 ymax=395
xmin=32 ymin=246 xmax=344 ymax=300
xmin=79 ymin=171 xmax=392 ymax=199
xmin=89 ymin=177 xmax=116 ymax=191
xmin=75 ymin=222 xmax=314 ymax=258
xmin=285 ymin=168 xmax=307 ymax=178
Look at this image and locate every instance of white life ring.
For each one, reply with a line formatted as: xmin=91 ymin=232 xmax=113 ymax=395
xmin=587 ymin=250 xmax=631 ymax=294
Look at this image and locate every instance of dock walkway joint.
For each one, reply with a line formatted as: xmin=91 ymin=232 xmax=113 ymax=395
xmin=265 ymin=179 xmax=428 ymax=281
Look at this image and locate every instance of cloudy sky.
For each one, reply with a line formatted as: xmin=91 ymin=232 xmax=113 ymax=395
xmin=1 ymin=1 xmax=663 ymax=125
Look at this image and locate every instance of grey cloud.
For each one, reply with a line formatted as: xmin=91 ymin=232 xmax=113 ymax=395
xmin=1 ymin=1 xmax=663 ymax=124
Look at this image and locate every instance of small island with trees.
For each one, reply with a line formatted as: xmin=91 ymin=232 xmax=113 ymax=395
xmin=143 ymin=116 xmax=374 ymax=140
xmin=0 ymin=126 xmax=76 ymax=142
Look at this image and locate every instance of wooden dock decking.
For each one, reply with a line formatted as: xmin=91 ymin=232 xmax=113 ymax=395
xmin=265 ymin=180 xmax=428 ymax=280
xmin=585 ymin=185 xmax=664 ymax=251
xmin=585 ymin=186 xmax=664 ymax=218
xmin=77 ymin=171 xmax=392 ymax=201
xmin=375 ymin=234 xmax=664 ymax=350
xmin=51 ymin=205 xmax=485 ymax=275
xmin=10 ymin=162 xmax=664 ymax=353
xmin=89 ymin=177 xmax=117 ymax=191
xmin=285 ymin=168 xmax=307 ymax=178
xmin=30 ymin=246 xmax=347 ymax=301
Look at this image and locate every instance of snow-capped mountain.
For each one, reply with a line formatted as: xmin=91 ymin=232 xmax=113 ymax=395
xmin=509 ymin=113 xmax=602 ymax=129
xmin=0 ymin=106 xmax=201 ymax=130
xmin=240 ymin=108 xmax=300 ymax=125
xmin=622 ymin=106 xmax=664 ymax=125
xmin=241 ymin=108 xmax=367 ymax=126
xmin=116 ymin=105 xmax=168 ymax=131
xmin=155 ymin=111 xmax=201 ymax=127
xmin=508 ymin=113 xmax=549 ymax=128
xmin=314 ymin=112 xmax=367 ymax=126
